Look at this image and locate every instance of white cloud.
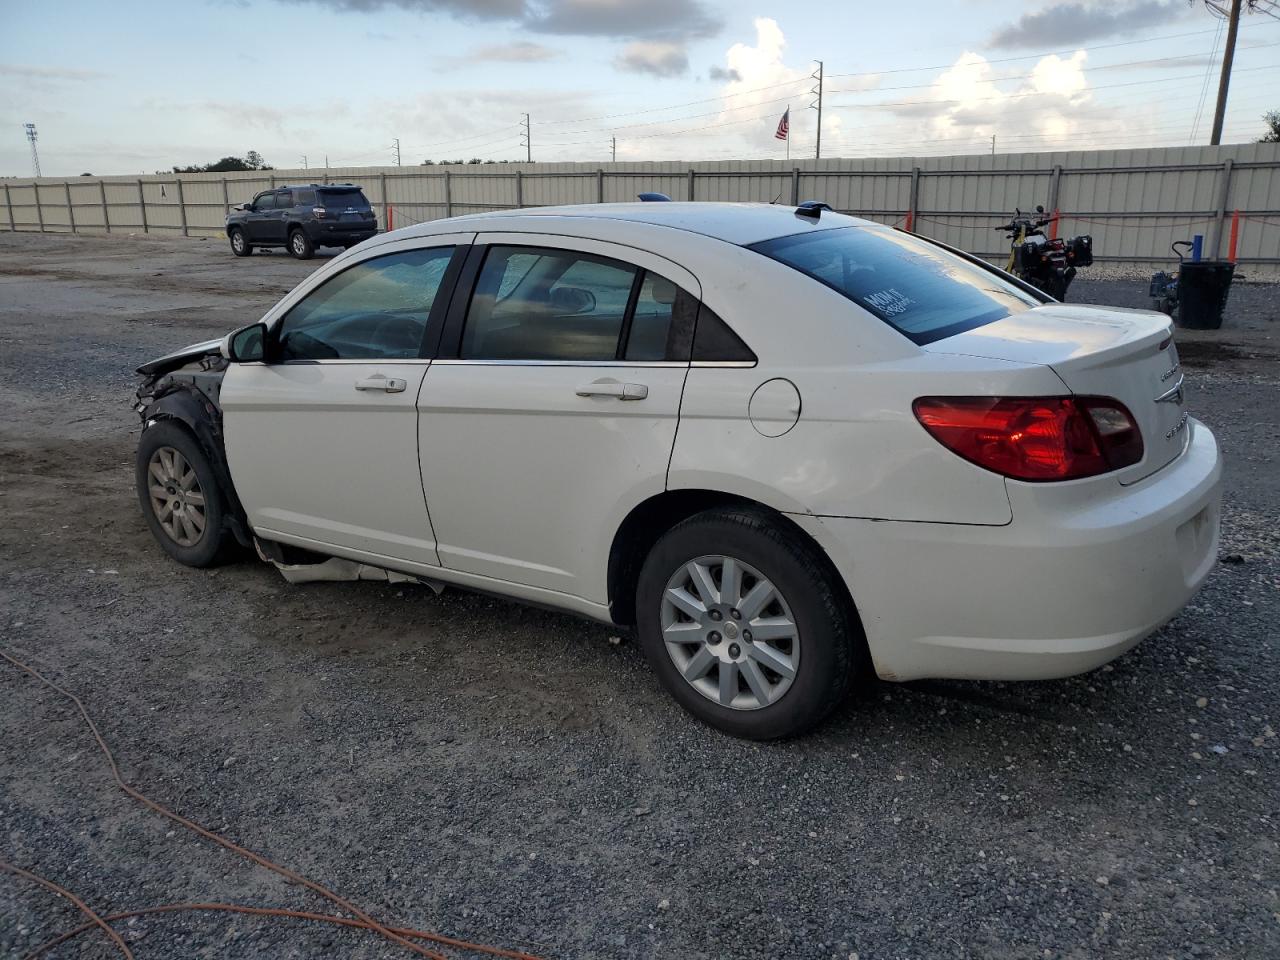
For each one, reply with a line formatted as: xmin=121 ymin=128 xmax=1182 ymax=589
xmin=616 ymin=41 xmax=688 ymax=77
xmin=702 ymin=18 xmax=843 ymax=158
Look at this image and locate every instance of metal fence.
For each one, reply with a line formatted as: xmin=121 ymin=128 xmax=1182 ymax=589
xmin=3 ymin=142 xmax=1278 ymax=274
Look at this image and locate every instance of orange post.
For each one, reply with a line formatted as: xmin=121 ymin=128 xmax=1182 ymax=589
xmin=904 ymin=210 xmax=914 ymax=232
xmin=1049 ymin=208 xmax=1059 ymax=240
xmin=1227 ymin=209 xmax=1240 ymax=263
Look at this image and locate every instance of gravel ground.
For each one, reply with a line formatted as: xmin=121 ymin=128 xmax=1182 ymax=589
xmin=1 ymin=231 xmax=1277 ymax=960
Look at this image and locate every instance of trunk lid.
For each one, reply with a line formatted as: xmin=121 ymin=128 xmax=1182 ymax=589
xmin=926 ymin=303 xmax=1188 ymax=484
xmin=318 ymin=189 xmax=373 ymax=223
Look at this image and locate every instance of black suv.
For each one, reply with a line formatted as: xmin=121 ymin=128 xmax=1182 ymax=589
xmin=225 ymin=184 xmax=378 ymax=259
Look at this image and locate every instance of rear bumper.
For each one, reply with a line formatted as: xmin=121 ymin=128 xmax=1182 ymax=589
xmin=793 ymin=418 xmax=1222 ymax=682
xmin=303 ymin=221 xmax=377 ymax=243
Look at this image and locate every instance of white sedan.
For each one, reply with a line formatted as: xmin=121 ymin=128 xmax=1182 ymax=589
xmin=134 ymin=201 xmax=1223 ymax=739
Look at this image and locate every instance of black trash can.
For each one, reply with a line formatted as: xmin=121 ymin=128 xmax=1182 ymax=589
xmin=1176 ymin=261 xmax=1235 ymax=330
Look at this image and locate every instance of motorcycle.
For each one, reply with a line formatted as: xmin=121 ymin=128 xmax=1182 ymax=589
xmin=994 ymin=205 xmax=1093 ymax=301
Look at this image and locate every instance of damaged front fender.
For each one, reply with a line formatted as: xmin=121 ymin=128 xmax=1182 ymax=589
xmin=135 ymin=353 xmax=251 ymax=548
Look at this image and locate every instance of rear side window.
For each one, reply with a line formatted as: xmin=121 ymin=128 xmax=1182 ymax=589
xmin=319 ymin=188 xmax=370 ymax=209
xmin=276 ymin=190 xmax=292 ymax=207
xmin=750 ymin=226 xmax=1038 ymax=345
xmin=462 ymin=246 xmax=636 ymax=361
xmin=692 ymin=305 xmax=756 ymax=363
xmin=296 ymin=189 xmax=316 ymax=205
xmin=625 ymin=272 xmax=696 ymax=361
xmin=277 ymin=247 xmax=455 ymax=361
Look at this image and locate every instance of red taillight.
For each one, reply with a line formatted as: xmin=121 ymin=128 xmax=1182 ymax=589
xmin=312 ymin=206 xmax=327 ymax=218
xmin=912 ymin=396 xmax=1144 ymax=482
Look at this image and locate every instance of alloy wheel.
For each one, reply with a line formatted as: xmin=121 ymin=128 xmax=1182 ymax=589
xmin=146 ymin=446 xmax=207 ymax=547
xmin=292 ymin=233 xmax=306 ymax=255
xmin=231 ymin=232 xmax=244 ymax=253
xmin=660 ymin=555 xmax=799 ymax=710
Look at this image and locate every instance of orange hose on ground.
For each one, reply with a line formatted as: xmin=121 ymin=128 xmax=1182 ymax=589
xmin=0 ymin=859 xmax=134 ymax=959
xmin=0 ymin=647 xmax=546 ymax=960
xmin=20 ymin=901 xmax=547 ymax=960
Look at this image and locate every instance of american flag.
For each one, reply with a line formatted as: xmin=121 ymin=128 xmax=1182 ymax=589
xmin=774 ymin=107 xmax=790 ymax=141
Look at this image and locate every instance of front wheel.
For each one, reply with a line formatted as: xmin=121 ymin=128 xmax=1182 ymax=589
xmin=288 ymin=229 xmax=315 ymax=260
xmin=229 ymin=228 xmax=252 ymax=257
xmin=636 ymin=507 xmax=863 ymax=739
xmin=135 ymin=421 xmax=236 ymax=567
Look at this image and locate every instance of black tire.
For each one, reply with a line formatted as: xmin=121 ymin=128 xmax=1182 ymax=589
xmin=135 ymin=421 xmax=235 ymax=567
xmin=636 ymin=507 xmax=864 ymax=740
xmin=288 ymin=228 xmax=315 ymax=260
xmin=229 ymin=228 xmax=252 ymax=257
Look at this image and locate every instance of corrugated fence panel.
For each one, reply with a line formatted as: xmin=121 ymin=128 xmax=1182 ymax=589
xmin=2 ymin=144 xmax=1277 ymax=273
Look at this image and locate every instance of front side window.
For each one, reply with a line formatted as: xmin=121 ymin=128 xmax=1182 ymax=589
xmin=750 ymin=226 xmax=1039 ymax=345
xmin=462 ymin=246 xmax=637 ymax=361
xmin=276 ymin=247 xmax=455 ymax=361
xmin=253 ymin=193 xmax=275 ymax=211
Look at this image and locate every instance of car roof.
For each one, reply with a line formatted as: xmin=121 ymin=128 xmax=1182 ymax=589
xmin=275 ymin=183 xmax=365 ymax=191
xmin=398 ymin=202 xmax=877 ymax=247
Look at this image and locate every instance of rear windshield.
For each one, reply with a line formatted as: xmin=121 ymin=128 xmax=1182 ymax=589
xmin=750 ymin=226 xmax=1039 ymax=345
xmin=318 ymin=188 xmax=370 ymax=209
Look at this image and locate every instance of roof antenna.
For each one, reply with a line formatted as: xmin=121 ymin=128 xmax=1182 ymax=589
xmin=770 ymin=191 xmax=783 ymax=204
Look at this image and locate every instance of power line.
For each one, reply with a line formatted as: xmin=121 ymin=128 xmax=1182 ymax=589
xmin=1191 ymin=17 xmax=1227 ymax=141
xmin=825 ymin=40 xmax=1280 ymax=99
xmin=527 ymin=41 xmax=1280 ymax=145
xmin=827 ymin=62 xmax=1278 ymax=114
xmin=825 ymin=22 xmax=1273 ymax=79
xmin=536 ymin=77 xmax=812 ymax=126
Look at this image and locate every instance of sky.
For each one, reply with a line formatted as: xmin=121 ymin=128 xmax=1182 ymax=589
xmin=2 ymin=0 xmax=1279 ymax=177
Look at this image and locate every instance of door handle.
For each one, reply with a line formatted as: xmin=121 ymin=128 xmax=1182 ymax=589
xmin=355 ymin=375 xmax=407 ymax=393
xmin=576 ymin=381 xmax=648 ymax=400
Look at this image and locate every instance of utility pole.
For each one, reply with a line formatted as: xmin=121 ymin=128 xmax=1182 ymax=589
xmin=301 ymin=155 xmax=308 ymax=170
xmin=991 ymin=134 xmax=996 ymax=155
xmin=810 ymin=61 xmax=823 ymax=160
xmin=520 ymin=114 xmax=531 ymax=163
xmin=393 ymin=138 xmax=401 ymax=166
xmin=24 ymin=123 xmax=40 ymax=178
xmin=1210 ymin=0 xmax=1244 ymax=145
xmin=611 ymin=137 xmax=616 ymax=162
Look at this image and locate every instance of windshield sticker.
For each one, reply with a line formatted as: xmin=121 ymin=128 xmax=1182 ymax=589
xmin=863 ymin=287 xmax=914 ymax=317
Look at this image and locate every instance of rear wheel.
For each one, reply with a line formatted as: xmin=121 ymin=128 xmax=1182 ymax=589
xmin=289 ymin=228 xmax=315 ymax=260
xmin=228 ymin=228 xmax=252 ymax=257
xmin=135 ymin=421 xmax=234 ymax=567
xmin=636 ymin=507 xmax=862 ymax=739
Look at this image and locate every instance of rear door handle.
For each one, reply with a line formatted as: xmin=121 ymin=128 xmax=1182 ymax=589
xmin=576 ymin=381 xmax=648 ymax=400
xmin=355 ymin=375 xmax=407 ymax=393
